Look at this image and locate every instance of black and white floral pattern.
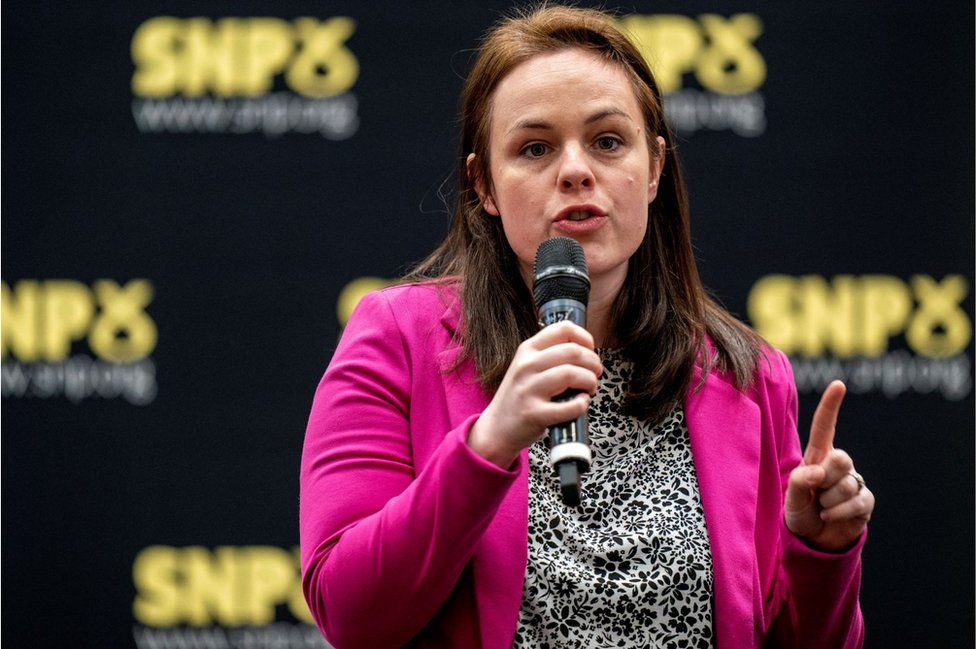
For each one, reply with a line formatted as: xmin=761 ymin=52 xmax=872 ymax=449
xmin=513 ymin=349 xmax=714 ymax=648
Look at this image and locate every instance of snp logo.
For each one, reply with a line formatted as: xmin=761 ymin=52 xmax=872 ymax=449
xmin=131 ymin=546 xmax=325 ymax=649
xmin=132 ymin=17 xmax=357 ymax=98
xmin=131 ymin=16 xmax=361 ymax=139
xmin=1 ymin=279 xmax=158 ymax=405
xmin=133 ymin=546 xmax=311 ymax=626
xmin=748 ymin=274 xmax=973 ymax=400
xmin=619 ymin=13 xmax=767 ymax=137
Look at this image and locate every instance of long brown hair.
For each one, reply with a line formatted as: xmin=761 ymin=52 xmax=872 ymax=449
xmin=404 ymin=4 xmax=764 ymax=425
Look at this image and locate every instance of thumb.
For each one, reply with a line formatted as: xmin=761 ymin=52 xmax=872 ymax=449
xmin=785 ymin=463 xmax=825 ymax=514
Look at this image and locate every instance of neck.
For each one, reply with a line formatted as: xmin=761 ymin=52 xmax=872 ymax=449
xmin=585 ymin=273 xmax=624 ymax=349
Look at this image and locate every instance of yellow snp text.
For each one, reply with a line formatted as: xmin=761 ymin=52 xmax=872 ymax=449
xmin=618 ymin=13 xmax=765 ymax=95
xmin=748 ymin=274 xmax=971 ymax=358
xmin=133 ymin=546 xmax=312 ymax=627
xmin=132 ymin=17 xmax=358 ymax=98
xmin=2 ymin=279 xmax=156 ymax=362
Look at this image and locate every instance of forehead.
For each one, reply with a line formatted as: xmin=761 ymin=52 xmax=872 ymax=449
xmin=489 ymin=48 xmax=642 ymax=132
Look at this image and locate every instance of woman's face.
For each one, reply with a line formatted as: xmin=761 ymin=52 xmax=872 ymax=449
xmin=474 ymin=48 xmax=665 ymax=291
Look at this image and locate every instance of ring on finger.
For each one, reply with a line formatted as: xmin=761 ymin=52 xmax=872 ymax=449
xmin=848 ymin=471 xmax=865 ymax=493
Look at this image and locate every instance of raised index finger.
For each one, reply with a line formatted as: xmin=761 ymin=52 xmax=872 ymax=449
xmin=804 ymin=380 xmax=846 ymax=465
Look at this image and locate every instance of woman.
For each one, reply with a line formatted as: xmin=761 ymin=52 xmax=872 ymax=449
xmin=300 ymin=6 xmax=874 ymax=648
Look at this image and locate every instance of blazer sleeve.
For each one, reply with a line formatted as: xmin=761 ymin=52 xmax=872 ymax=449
xmin=299 ymin=290 xmax=519 ymax=648
xmin=765 ymin=349 xmax=866 ymax=648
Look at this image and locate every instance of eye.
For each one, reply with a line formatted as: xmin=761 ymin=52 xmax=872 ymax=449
xmin=521 ymin=142 xmax=549 ymax=158
xmin=595 ymin=135 xmax=621 ymax=152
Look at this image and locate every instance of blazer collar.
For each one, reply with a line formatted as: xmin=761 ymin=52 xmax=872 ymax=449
xmin=438 ymin=283 xmax=463 ymax=337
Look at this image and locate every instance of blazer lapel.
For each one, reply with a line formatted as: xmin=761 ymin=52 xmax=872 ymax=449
xmin=685 ymin=365 xmax=761 ymax=648
xmin=438 ymin=300 xmax=529 ymax=649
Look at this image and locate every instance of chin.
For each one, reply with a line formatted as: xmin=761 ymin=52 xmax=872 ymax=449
xmin=585 ymin=262 xmax=628 ymax=283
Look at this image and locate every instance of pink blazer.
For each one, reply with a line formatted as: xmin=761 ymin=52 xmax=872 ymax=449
xmin=300 ymin=284 xmax=865 ymax=648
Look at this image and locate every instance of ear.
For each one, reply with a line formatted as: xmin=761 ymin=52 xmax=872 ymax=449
xmin=466 ymin=153 xmax=499 ymax=216
xmin=648 ymin=135 xmax=666 ymax=203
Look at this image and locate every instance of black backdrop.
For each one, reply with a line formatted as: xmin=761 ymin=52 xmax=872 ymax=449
xmin=3 ymin=2 xmax=974 ymax=647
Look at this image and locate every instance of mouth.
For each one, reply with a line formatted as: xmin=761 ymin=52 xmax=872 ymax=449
xmin=565 ymin=210 xmax=593 ymax=222
xmin=554 ymin=205 xmax=607 ymax=222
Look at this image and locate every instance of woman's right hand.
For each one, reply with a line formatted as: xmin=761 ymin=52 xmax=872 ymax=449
xmin=467 ymin=321 xmax=604 ymax=469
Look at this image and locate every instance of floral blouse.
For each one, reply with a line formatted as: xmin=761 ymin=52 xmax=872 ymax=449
xmin=513 ymin=350 xmax=714 ymax=648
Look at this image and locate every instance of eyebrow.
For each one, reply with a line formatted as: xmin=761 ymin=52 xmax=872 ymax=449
xmin=507 ymin=108 xmax=632 ymax=134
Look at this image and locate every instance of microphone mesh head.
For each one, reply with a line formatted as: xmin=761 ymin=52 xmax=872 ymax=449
xmin=533 ymin=237 xmax=590 ymax=308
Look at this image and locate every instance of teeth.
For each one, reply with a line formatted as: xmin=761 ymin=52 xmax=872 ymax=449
xmin=566 ymin=211 xmax=590 ymax=221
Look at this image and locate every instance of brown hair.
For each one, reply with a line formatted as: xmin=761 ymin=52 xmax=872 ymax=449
xmin=404 ymin=4 xmax=764 ymax=425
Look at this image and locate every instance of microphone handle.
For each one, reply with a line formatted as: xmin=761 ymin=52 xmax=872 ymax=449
xmin=538 ymin=298 xmax=592 ymax=507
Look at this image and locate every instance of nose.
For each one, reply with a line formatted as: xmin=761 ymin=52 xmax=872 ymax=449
xmin=557 ymin=144 xmax=594 ymax=191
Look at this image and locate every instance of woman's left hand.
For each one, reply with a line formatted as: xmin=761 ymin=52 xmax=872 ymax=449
xmin=784 ymin=380 xmax=875 ymax=551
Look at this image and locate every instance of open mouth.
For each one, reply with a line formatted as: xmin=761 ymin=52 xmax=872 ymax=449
xmin=554 ymin=205 xmax=607 ymax=226
xmin=564 ymin=210 xmax=593 ymax=222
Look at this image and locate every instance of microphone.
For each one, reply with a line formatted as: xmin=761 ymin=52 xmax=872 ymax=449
xmin=533 ymin=237 xmax=592 ymax=507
